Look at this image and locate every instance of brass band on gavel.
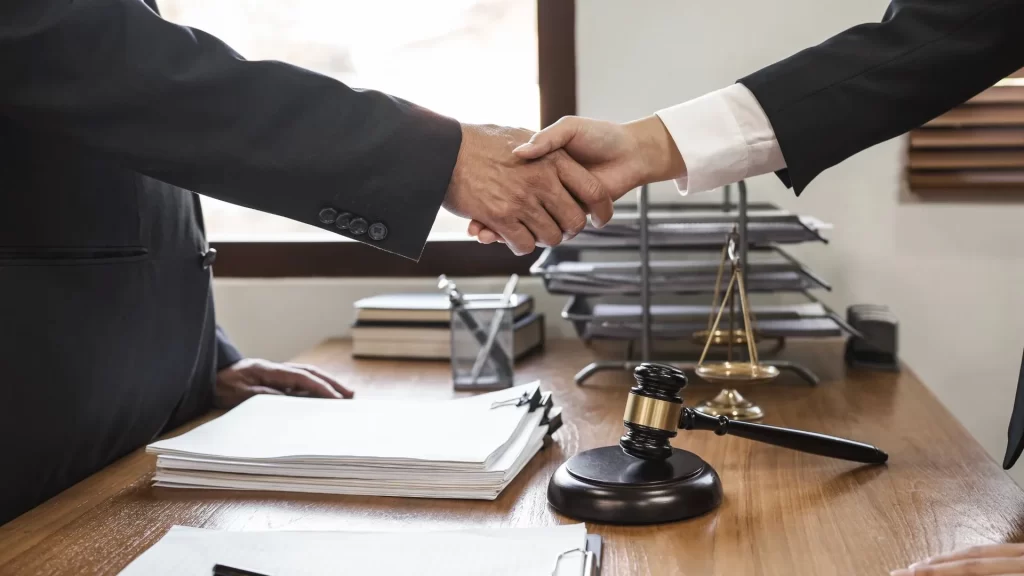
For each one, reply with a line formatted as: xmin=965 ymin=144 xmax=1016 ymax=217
xmin=623 ymin=392 xmax=683 ymax=433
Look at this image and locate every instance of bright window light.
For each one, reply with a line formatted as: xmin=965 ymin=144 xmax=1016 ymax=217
xmin=161 ymin=0 xmax=539 ymax=241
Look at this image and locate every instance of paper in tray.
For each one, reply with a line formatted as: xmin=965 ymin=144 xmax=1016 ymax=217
xmin=561 ymin=205 xmax=830 ymax=247
xmin=531 ymin=243 xmax=830 ymax=296
xmin=580 ymin=317 xmax=843 ymax=340
xmin=560 ymin=296 xmax=846 ymax=341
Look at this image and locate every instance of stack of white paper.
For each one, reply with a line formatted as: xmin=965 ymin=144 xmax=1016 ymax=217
xmin=147 ymin=383 xmax=559 ymax=500
xmin=119 ymin=524 xmax=596 ymax=576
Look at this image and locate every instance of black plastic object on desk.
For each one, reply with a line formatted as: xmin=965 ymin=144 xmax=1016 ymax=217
xmin=213 ymin=564 xmax=270 ymax=576
xmin=547 ymin=363 xmax=888 ymax=525
xmin=844 ymin=304 xmax=900 ymax=371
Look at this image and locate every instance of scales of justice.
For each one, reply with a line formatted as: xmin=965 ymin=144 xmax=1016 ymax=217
xmin=547 ymin=230 xmax=889 ymax=525
xmin=692 ymin=228 xmax=778 ymax=421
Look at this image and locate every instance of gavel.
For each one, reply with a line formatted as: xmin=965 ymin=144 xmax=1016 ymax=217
xmin=619 ymin=363 xmax=889 ymax=464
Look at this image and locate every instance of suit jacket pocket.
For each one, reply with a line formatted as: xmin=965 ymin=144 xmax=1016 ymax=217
xmin=0 ymin=246 xmax=149 ymax=266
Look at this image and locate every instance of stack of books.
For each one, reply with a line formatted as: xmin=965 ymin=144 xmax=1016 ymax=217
xmin=351 ymin=293 xmax=545 ymax=360
xmin=147 ymin=383 xmax=562 ymax=500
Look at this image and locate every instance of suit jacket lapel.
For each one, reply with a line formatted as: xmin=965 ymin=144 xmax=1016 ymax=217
xmin=1002 ymin=348 xmax=1024 ymax=468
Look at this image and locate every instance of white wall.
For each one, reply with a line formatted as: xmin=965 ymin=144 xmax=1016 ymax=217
xmin=215 ymin=0 xmax=1024 ymax=483
xmin=576 ymin=0 xmax=1024 ymax=481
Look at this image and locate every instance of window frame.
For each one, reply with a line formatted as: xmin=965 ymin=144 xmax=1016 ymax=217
xmin=211 ymin=0 xmax=576 ymax=278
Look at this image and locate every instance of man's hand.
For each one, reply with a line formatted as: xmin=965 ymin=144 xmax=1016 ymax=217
xmin=214 ymin=358 xmax=354 ymax=409
xmin=467 ymin=116 xmax=685 ymax=244
xmin=443 ymin=124 xmax=613 ymax=255
xmin=892 ymin=543 xmax=1024 ymax=575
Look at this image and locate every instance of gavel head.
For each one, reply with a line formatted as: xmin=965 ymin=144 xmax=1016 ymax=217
xmin=619 ymin=363 xmax=688 ymax=460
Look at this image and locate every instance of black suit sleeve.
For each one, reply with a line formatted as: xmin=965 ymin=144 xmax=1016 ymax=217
xmin=738 ymin=0 xmax=1024 ymax=195
xmin=215 ymin=326 xmax=244 ymax=372
xmin=0 ymin=0 xmax=462 ymax=260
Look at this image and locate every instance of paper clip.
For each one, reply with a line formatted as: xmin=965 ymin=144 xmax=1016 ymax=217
xmin=490 ymin=391 xmax=530 ymax=409
xmin=551 ymin=548 xmax=596 ymax=576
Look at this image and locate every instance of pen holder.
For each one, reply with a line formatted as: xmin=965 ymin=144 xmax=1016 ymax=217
xmin=451 ymin=305 xmax=516 ymax=391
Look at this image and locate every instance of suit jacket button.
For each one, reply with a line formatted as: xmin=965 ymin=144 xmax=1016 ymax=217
xmin=368 ymin=222 xmax=388 ymax=241
xmin=349 ymin=217 xmax=369 ymax=236
xmin=201 ymin=248 xmax=218 ymax=269
xmin=318 ymin=207 xmax=338 ymax=224
xmin=335 ymin=212 xmax=353 ymax=230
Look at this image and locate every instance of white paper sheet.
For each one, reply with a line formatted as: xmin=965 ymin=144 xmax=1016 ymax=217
xmin=118 ymin=524 xmax=588 ymax=576
xmin=153 ymin=420 xmax=548 ymax=499
xmin=148 ymin=383 xmax=541 ymax=468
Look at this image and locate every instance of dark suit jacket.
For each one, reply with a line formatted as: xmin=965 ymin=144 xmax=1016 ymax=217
xmin=0 ymin=0 xmax=462 ymax=524
xmin=736 ymin=1 xmax=1024 ymax=466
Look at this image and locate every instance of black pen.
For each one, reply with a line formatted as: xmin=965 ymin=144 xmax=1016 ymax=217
xmin=213 ymin=564 xmax=270 ymax=576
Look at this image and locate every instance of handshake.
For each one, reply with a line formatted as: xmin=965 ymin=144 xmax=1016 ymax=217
xmin=442 ymin=116 xmax=686 ymax=255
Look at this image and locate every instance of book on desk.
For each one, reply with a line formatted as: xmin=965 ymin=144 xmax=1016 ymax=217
xmin=351 ymin=292 xmax=545 ymax=360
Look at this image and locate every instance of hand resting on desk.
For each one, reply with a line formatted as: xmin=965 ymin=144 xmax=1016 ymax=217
xmin=893 ymin=543 xmax=1024 ymax=576
xmin=214 ymin=359 xmax=354 ymax=408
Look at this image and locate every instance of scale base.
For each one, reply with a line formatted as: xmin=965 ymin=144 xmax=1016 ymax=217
xmin=695 ymin=388 xmax=764 ymax=420
xmin=547 ymin=446 xmax=723 ymax=525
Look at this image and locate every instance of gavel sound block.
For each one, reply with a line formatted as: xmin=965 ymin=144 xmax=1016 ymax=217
xmin=547 ymin=364 xmax=888 ymax=525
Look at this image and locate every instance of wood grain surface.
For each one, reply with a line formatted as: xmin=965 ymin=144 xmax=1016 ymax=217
xmin=2 ymin=338 xmax=1023 ymax=576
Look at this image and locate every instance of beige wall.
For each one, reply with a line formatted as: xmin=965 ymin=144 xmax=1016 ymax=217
xmin=215 ymin=0 xmax=1024 ymax=483
xmin=576 ymin=0 xmax=1024 ymax=481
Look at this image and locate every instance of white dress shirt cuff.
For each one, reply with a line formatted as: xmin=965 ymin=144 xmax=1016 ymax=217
xmin=655 ymin=83 xmax=785 ymax=195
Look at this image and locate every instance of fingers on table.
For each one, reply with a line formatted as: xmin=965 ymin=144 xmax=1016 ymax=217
xmin=216 ymin=382 xmax=285 ymax=408
xmin=239 ymin=385 xmax=286 ymax=399
xmin=918 ymin=545 xmax=1024 ymax=567
xmin=259 ymin=364 xmax=345 ymax=399
xmin=895 ymin=556 xmax=1024 ymax=576
xmin=289 ymin=363 xmax=354 ymax=398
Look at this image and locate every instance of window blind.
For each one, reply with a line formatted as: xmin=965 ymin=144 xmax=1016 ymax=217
xmin=908 ymin=69 xmax=1024 ymax=191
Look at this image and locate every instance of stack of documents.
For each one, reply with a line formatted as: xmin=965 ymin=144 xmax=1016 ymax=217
xmin=119 ymin=524 xmax=600 ymax=576
xmin=147 ymin=383 xmax=561 ymax=500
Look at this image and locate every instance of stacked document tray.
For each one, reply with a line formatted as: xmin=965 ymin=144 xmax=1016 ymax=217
xmin=534 ymin=245 xmax=831 ymax=296
xmin=563 ymin=205 xmax=830 ymax=248
xmin=531 ymin=201 xmax=849 ymax=348
xmin=561 ymin=297 xmax=844 ymax=341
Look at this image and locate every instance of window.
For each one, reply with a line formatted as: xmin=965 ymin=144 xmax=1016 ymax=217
xmin=908 ymin=69 xmax=1024 ymax=193
xmin=161 ymin=0 xmax=542 ymax=242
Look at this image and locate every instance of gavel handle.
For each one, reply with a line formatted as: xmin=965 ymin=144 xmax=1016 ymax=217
xmin=679 ymin=408 xmax=888 ymax=464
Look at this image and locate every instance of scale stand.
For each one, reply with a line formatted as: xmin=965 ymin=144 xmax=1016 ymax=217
xmin=574 ymin=181 xmax=821 ymax=387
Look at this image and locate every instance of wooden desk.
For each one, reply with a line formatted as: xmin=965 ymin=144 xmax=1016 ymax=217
xmin=2 ymin=339 xmax=1024 ymax=575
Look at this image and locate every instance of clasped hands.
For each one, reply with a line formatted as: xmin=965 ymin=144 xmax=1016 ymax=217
xmin=443 ymin=116 xmax=685 ymax=254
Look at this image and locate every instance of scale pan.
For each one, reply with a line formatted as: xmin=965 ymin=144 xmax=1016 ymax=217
xmin=692 ymin=329 xmax=757 ymax=347
xmin=695 ymin=362 xmax=779 ymax=385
